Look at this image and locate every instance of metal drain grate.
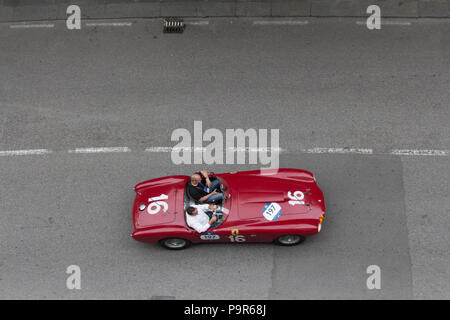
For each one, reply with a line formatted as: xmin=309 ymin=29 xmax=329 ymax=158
xmin=163 ymin=18 xmax=185 ymax=33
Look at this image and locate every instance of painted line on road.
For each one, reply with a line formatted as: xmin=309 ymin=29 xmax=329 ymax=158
xmin=68 ymin=147 xmax=131 ymax=154
xmin=230 ymin=147 xmax=285 ymax=152
xmin=85 ymin=22 xmax=133 ymax=27
xmin=9 ymin=24 xmax=54 ymax=29
xmin=0 ymin=147 xmax=449 ymax=158
xmin=356 ymin=21 xmax=411 ymax=26
xmin=391 ymin=149 xmax=450 ymax=156
xmin=185 ymin=21 xmax=209 ymax=26
xmin=0 ymin=149 xmax=52 ymax=156
xmin=145 ymin=147 xmax=285 ymax=153
xmin=145 ymin=147 xmax=173 ymax=152
xmin=302 ymin=148 xmax=373 ymax=155
xmin=253 ymin=20 xmax=309 ymax=26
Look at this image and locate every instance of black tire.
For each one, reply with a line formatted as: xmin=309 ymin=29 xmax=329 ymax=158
xmin=274 ymin=235 xmax=305 ymax=246
xmin=159 ymin=238 xmax=191 ymax=250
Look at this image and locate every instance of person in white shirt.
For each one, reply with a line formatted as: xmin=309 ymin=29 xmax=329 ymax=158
xmin=186 ymin=204 xmax=218 ymax=233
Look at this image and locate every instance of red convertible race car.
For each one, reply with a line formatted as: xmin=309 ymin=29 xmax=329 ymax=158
xmin=132 ymin=169 xmax=325 ymax=249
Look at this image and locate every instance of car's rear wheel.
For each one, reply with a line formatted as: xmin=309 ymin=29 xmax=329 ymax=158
xmin=159 ymin=238 xmax=191 ymax=250
xmin=275 ymin=235 xmax=305 ymax=246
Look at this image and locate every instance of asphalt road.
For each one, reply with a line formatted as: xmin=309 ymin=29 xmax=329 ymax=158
xmin=0 ymin=17 xmax=449 ymax=299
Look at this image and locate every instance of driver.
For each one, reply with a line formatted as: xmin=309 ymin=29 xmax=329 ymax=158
xmin=188 ymin=170 xmax=225 ymax=203
xmin=186 ymin=204 xmax=219 ymax=233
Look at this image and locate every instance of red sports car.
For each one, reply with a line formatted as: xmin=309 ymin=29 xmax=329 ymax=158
xmin=132 ymin=169 xmax=325 ymax=249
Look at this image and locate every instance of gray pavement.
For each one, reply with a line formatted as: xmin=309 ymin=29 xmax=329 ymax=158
xmin=1 ymin=0 xmax=450 ymax=22
xmin=0 ymin=17 xmax=449 ymax=299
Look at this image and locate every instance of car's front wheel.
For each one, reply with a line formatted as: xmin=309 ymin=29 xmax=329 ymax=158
xmin=274 ymin=235 xmax=305 ymax=246
xmin=159 ymin=238 xmax=191 ymax=250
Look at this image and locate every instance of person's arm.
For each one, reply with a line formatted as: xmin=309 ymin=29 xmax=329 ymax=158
xmin=200 ymin=170 xmax=211 ymax=188
xmin=208 ymin=215 xmax=217 ymax=226
xmin=198 ymin=204 xmax=211 ymax=211
xmin=189 ymin=185 xmax=209 ymax=203
xmin=190 ymin=216 xmax=217 ymax=233
xmin=198 ymin=189 xmax=218 ymax=203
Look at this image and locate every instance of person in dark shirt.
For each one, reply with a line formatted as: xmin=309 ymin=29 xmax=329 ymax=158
xmin=187 ymin=170 xmax=224 ymax=203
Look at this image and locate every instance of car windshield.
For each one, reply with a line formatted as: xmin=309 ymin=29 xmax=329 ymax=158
xmin=219 ymin=177 xmax=231 ymax=214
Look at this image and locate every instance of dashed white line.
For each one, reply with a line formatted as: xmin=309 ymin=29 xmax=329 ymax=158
xmin=85 ymin=22 xmax=133 ymax=27
xmin=146 ymin=147 xmax=210 ymax=153
xmin=145 ymin=147 xmax=173 ymax=153
xmin=302 ymin=148 xmax=373 ymax=155
xmin=185 ymin=21 xmax=209 ymax=26
xmin=229 ymin=147 xmax=285 ymax=153
xmin=391 ymin=149 xmax=450 ymax=156
xmin=68 ymin=147 xmax=131 ymax=154
xmin=253 ymin=20 xmax=309 ymax=26
xmin=145 ymin=147 xmax=285 ymax=153
xmin=0 ymin=149 xmax=52 ymax=156
xmin=356 ymin=20 xmax=411 ymax=26
xmin=9 ymin=24 xmax=54 ymax=29
xmin=0 ymin=147 xmax=449 ymax=157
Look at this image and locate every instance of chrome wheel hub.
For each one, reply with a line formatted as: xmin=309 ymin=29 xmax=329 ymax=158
xmin=278 ymin=235 xmax=300 ymax=245
xmin=164 ymin=238 xmax=186 ymax=249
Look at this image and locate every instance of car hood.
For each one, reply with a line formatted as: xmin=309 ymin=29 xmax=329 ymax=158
xmin=133 ymin=176 xmax=187 ymax=228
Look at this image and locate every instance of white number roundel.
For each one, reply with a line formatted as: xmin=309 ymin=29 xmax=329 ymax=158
xmin=262 ymin=202 xmax=282 ymax=221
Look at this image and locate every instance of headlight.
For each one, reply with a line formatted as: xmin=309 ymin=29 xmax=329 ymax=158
xmin=139 ymin=204 xmax=146 ymax=211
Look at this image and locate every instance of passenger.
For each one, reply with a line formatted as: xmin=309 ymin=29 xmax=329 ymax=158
xmin=186 ymin=204 xmax=219 ymax=233
xmin=187 ymin=170 xmax=224 ymax=203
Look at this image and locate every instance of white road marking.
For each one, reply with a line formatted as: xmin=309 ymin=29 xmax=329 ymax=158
xmin=85 ymin=22 xmax=133 ymax=27
xmin=0 ymin=149 xmax=52 ymax=156
xmin=145 ymin=147 xmax=173 ymax=152
xmin=68 ymin=147 xmax=131 ymax=154
xmin=185 ymin=21 xmax=209 ymax=26
xmin=0 ymin=147 xmax=448 ymax=157
xmin=229 ymin=147 xmax=285 ymax=152
xmin=302 ymin=148 xmax=373 ymax=154
xmin=145 ymin=147 xmax=285 ymax=153
xmin=356 ymin=20 xmax=411 ymax=26
xmin=253 ymin=20 xmax=309 ymax=25
xmin=391 ymin=149 xmax=450 ymax=156
xmin=9 ymin=24 xmax=54 ymax=29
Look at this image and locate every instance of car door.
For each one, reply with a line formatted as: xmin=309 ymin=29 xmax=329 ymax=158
xmin=211 ymin=219 xmax=271 ymax=243
xmin=194 ymin=222 xmax=245 ymax=244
